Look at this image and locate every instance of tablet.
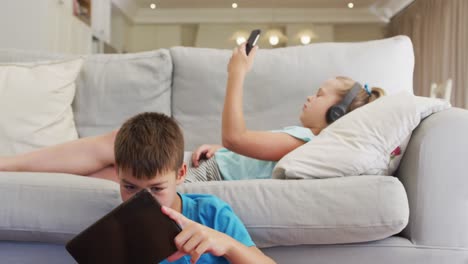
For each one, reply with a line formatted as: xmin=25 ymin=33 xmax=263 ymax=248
xmin=66 ymin=189 xmax=182 ymax=264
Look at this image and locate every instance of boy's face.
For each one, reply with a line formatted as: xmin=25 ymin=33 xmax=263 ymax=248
xmin=117 ymin=164 xmax=187 ymax=211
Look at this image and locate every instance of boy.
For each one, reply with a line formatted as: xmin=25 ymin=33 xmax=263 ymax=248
xmin=114 ymin=112 xmax=275 ymax=264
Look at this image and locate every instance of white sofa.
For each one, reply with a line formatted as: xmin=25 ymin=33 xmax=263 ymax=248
xmin=1 ymin=36 xmax=467 ymax=263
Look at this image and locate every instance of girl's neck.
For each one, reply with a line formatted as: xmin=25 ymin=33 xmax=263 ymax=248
xmin=310 ymin=127 xmax=322 ymax=136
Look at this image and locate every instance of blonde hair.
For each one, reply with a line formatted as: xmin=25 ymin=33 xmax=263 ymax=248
xmin=335 ymin=76 xmax=386 ymax=112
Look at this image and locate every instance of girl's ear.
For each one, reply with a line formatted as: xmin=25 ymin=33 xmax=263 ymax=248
xmin=175 ymin=163 xmax=187 ymax=184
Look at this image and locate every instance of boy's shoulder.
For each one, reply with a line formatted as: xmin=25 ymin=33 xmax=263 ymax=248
xmin=180 ymin=193 xmax=229 ymax=209
xmin=180 ymin=193 xmax=235 ymax=223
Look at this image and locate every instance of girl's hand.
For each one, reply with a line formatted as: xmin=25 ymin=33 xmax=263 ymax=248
xmin=191 ymin=144 xmax=223 ymax=167
xmin=227 ymin=43 xmax=258 ymax=76
xmin=162 ymin=206 xmax=234 ymax=264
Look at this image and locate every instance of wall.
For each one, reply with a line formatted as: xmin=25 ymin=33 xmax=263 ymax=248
xmin=124 ymin=22 xmax=386 ymax=52
xmin=0 ymin=0 xmax=92 ymax=54
xmin=111 ymin=5 xmax=132 ymax=53
xmin=127 ymin=24 xmax=182 ymax=52
xmin=334 ymin=24 xmax=387 ymax=42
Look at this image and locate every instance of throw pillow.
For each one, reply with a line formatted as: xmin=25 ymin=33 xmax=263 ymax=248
xmin=272 ymin=93 xmax=451 ymax=179
xmin=0 ymin=58 xmax=83 ymax=156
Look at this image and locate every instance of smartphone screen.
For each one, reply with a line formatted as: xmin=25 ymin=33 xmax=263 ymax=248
xmin=246 ymin=29 xmax=261 ymax=55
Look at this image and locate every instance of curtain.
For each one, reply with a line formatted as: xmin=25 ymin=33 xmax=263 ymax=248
xmin=388 ymin=0 xmax=468 ymax=108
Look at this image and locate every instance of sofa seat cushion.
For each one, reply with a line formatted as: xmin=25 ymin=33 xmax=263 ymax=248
xmin=0 ymin=172 xmax=408 ymax=249
xmin=178 ymin=176 xmax=409 ymax=248
xmin=0 ymin=172 xmax=121 ymax=244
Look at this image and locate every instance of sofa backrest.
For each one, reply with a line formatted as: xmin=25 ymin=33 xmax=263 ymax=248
xmin=170 ymin=36 xmax=414 ymax=150
xmin=1 ymin=36 xmax=414 ymax=150
xmin=0 ymin=49 xmax=172 ymax=138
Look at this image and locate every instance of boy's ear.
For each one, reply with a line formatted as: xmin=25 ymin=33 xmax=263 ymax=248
xmin=175 ymin=163 xmax=187 ymax=185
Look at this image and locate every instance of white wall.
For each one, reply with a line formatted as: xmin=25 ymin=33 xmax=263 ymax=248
xmin=334 ymin=24 xmax=387 ymax=42
xmin=0 ymin=0 xmax=92 ymax=54
xmin=128 ymin=24 xmax=182 ymax=52
xmin=124 ymin=22 xmax=386 ymax=52
xmin=111 ymin=5 xmax=132 ymax=53
xmin=285 ymin=24 xmax=334 ymax=46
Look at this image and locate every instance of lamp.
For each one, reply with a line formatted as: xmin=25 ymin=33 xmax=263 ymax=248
xmin=236 ymin=36 xmax=246 ymax=45
xmin=231 ymin=30 xmax=249 ymax=45
xmin=297 ymin=29 xmax=318 ymax=45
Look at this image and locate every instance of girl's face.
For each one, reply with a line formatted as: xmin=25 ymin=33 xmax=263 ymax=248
xmin=300 ymin=79 xmax=343 ymax=131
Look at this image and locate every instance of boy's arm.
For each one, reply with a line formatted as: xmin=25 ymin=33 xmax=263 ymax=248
xmin=223 ymin=44 xmax=305 ymax=161
xmin=224 ymin=240 xmax=276 ymax=264
xmin=162 ymin=206 xmax=276 ymax=264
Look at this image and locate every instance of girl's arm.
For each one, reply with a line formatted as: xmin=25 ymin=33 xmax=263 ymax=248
xmin=223 ymin=44 xmax=305 ymax=161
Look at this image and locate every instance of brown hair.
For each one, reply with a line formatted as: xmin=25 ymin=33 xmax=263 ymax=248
xmin=335 ymin=76 xmax=386 ymax=112
xmin=114 ymin=112 xmax=184 ymax=179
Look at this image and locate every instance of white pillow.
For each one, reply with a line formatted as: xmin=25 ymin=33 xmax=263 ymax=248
xmin=272 ymin=93 xmax=451 ymax=179
xmin=0 ymin=59 xmax=83 ymax=155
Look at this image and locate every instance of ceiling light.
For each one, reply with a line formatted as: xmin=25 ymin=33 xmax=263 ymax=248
xmin=232 ymin=3 xmax=238 ymax=8
xmin=269 ymin=35 xmax=279 ymax=46
xmin=348 ymin=2 xmax=354 ymax=8
xmin=300 ymin=35 xmax=311 ymax=45
xmin=150 ymin=3 xmax=156 ymax=9
xmin=236 ymin=36 xmax=246 ymax=45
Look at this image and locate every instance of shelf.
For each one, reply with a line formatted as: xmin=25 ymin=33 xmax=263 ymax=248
xmin=73 ymin=0 xmax=91 ymax=26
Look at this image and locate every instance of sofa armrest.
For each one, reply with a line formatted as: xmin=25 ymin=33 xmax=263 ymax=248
xmin=396 ymin=107 xmax=468 ymax=249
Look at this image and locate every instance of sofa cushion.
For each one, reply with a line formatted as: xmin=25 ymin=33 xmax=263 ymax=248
xmin=178 ymin=176 xmax=409 ymax=248
xmin=73 ymin=50 xmax=173 ymax=137
xmin=0 ymin=172 xmax=121 ymax=244
xmin=170 ymin=36 xmax=415 ymax=151
xmin=273 ymin=94 xmax=451 ymax=179
xmin=0 ymin=171 xmax=408 ymax=248
xmin=0 ymin=49 xmax=173 ymax=138
xmin=0 ymin=59 xmax=83 ymax=156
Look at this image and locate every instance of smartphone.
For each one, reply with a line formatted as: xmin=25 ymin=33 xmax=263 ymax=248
xmin=246 ymin=29 xmax=261 ymax=55
xmin=66 ymin=189 xmax=182 ymax=264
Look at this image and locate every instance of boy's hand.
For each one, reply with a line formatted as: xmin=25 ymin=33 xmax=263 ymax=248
xmin=191 ymin=144 xmax=223 ymax=167
xmin=162 ymin=206 xmax=234 ymax=264
xmin=227 ymin=43 xmax=258 ymax=76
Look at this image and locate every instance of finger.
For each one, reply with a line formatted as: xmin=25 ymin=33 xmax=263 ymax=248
xmin=191 ymin=152 xmax=199 ymax=167
xmin=206 ymin=149 xmax=216 ymax=158
xmin=192 ymin=146 xmax=208 ymax=167
xmin=167 ymin=250 xmax=186 ymax=262
xmin=192 ymin=240 xmax=211 ymax=263
xmin=161 ymin=206 xmax=189 ymax=229
xmin=239 ymin=43 xmax=247 ymax=55
xmin=182 ymin=233 xmax=203 ymax=257
xmin=249 ymin=45 xmax=259 ymax=58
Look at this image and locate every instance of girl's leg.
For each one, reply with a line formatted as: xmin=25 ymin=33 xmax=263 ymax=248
xmin=0 ymin=130 xmax=118 ymax=177
xmin=89 ymin=165 xmax=119 ymax=183
xmin=185 ymin=158 xmax=223 ymax=183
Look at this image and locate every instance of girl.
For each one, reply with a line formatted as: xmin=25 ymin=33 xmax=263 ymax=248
xmin=185 ymin=44 xmax=385 ymax=182
xmin=0 ymin=44 xmax=385 ymax=182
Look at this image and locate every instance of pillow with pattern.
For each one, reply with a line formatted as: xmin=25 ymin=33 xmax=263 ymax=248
xmin=273 ymin=93 xmax=451 ymax=179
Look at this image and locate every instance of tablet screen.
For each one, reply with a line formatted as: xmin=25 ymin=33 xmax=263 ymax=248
xmin=66 ymin=189 xmax=182 ymax=264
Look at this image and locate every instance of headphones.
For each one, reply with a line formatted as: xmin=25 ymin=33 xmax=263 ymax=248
xmin=326 ymin=82 xmax=362 ymax=124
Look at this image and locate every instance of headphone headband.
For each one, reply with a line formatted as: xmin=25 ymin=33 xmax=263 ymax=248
xmin=325 ymin=81 xmax=363 ymax=124
xmin=338 ymin=82 xmax=362 ymax=110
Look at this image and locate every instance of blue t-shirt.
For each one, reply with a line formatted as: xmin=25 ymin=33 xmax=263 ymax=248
xmin=215 ymin=126 xmax=314 ymax=180
xmin=160 ymin=193 xmax=255 ymax=264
